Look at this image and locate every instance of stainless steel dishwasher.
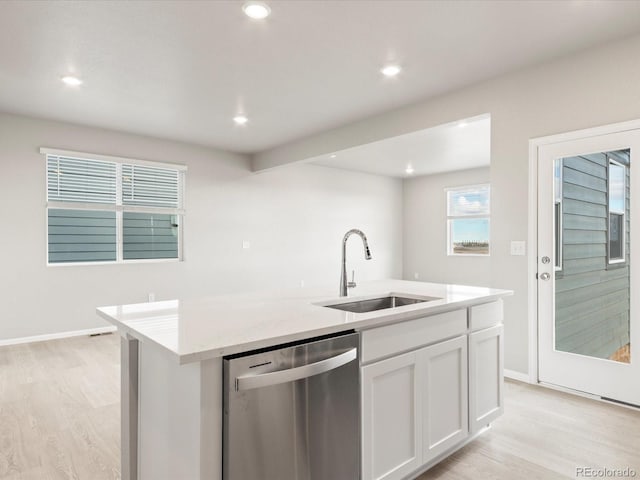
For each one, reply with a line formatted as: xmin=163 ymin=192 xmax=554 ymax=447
xmin=223 ymin=331 xmax=360 ymax=480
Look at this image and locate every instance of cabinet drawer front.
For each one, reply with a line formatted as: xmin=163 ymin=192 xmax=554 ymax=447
xmin=361 ymin=309 xmax=467 ymax=364
xmin=469 ymin=300 xmax=503 ymax=331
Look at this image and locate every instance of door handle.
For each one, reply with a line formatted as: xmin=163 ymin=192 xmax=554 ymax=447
xmin=540 ymin=272 xmax=551 ymax=281
xmin=235 ymin=348 xmax=357 ymax=391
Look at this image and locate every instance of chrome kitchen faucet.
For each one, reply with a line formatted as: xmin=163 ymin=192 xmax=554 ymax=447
xmin=340 ymin=229 xmax=372 ymax=297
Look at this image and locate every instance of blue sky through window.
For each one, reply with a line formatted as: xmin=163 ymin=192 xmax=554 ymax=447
xmin=447 ymin=186 xmax=490 ymax=216
xmin=451 ymin=218 xmax=490 ymax=243
xmin=447 ymin=185 xmax=490 ymax=253
xmin=447 ymin=185 xmax=490 ymax=248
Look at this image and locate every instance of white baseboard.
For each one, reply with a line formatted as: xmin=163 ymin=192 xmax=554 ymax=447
xmin=0 ymin=326 xmax=117 ymax=347
xmin=504 ymin=368 xmax=531 ymax=383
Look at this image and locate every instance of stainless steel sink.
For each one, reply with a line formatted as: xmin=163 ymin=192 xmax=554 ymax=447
xmin=324 ymin=295 xmax=437 ymax=313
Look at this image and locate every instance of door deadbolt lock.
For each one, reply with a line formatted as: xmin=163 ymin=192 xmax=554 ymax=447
xmin=541 ymin=256 xmax=551 ymax=264
xmin=539 ymin=272 xmax=551 ymax=281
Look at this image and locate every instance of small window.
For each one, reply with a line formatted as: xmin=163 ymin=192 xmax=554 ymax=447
xmin=608 ymin=159 xmax=626 ymax=264
xmin=45 ymin=150 xmax=185 ymax=265
xmin=446 ymin=184 xmax=490 ymax=255
xmin=554 ymin=159 xmax=563 ymax=271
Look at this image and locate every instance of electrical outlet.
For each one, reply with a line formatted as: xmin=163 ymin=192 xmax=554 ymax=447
xmin=148 ymin=292 xmax=156 ymax=302
xmin=414 ymin=272 xmax=420 ymax=280
xmin=242 ymin=240 xmax=251 ymax=249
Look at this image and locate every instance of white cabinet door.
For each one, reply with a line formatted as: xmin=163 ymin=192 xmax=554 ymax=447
xmin=420 ymin=335 xmax=468 ymax=463
xmin=469 ymin=324 xmax=504 ymax=434
xmin=362 ymin=350 xmax=422 ymax=480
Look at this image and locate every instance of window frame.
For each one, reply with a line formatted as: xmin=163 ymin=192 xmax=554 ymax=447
xmin=42 ymin=148 xmax=186 ymax=266
xmin=445 ymin=183 xmax=491 ymax=257
xmin=607 ymin=157 xmax=626 ymax=265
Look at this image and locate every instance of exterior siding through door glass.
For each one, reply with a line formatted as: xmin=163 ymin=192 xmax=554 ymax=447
xmin=555 ymin=150 xmax=630 ymax=360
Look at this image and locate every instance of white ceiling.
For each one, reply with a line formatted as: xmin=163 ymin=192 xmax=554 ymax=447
xmin=312 ymin=115 xmax=490 ymax=178
xmin=1 ymin=1 xmax=640 ymax=153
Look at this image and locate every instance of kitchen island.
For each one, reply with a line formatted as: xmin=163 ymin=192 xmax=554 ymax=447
xmin=97 ymin=279 xmax=512 ymax=480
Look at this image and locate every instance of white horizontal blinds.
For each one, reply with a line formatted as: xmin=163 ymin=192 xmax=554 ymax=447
xmin=122 ymin=164 xmax=179 ymax=208
xmin=47 ymin=155 xmax=116 ymax=204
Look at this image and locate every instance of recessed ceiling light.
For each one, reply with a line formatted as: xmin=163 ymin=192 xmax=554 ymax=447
xmin=381 ymin=65 xmax=401 ymax=77
xmin=330 ymin=154 xmax=337 ymax=159
xmin=457 ymin=121 xmax=468 ymax=128
xmin=405 ymin=165 xmax=414 ymax=175
xmin=243 ymin=2 xmax=271 ymax=19
xmin=233 ymin=115 xmax=249 ymax=125
xmin=61 ymin=75 xmax=83 ymax=86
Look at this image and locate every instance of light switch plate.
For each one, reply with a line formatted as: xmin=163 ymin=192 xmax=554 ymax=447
xmin=242 ymin=240 xmax=251 ymax=249
xmin=510 ymin=241 xmax=526 ymax=256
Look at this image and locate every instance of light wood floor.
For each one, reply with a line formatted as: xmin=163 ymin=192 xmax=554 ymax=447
xmin=1 ymin=335 xmax=639 ymax=480
xmin=0 ymin=334 xmax=120 ymax=480
xmin=418 ymin=380 xmax=640 ymax=479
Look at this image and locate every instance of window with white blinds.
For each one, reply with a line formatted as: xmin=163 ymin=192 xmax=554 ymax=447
xmin=44 ymin=151 xmax=185 ymax=264
xmin=122 ymin=164 xmax=179 ymax=208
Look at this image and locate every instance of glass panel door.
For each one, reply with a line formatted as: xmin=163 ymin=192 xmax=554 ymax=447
xmin=537 ymin=129 xmax=640 ymax=406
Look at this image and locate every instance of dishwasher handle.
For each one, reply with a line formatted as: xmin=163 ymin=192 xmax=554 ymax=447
xmin=235 ymin=348 xmax=357 ymax=391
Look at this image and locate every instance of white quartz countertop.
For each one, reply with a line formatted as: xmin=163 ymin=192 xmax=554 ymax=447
xmin=96 ymin=279 xmax=512 ymax=364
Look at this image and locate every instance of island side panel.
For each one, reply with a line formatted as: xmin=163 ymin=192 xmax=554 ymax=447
xmin=137 ymin=340 xmax=220 ymax=480
xmin=121 ymin=334 xmax=139 ymax=480
xmin=200 ymin=358 xmax=223 ymax=480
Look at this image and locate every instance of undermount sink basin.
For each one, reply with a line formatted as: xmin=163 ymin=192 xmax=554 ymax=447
xmin=323 ymin=294 xmax=439 ymax=313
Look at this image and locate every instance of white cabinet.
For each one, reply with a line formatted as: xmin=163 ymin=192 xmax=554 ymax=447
xmin=469 ymin=324 xmax=504 ymax=434
xmin=361 ymin=350 xmax=422 ymax=480
xmin=361 ymin=335 xmax=469 ymax=480
xmin=420 ymin=335 xmax=468 ymax=463
xmin=361 ymin=301 xmax=505 ymax=479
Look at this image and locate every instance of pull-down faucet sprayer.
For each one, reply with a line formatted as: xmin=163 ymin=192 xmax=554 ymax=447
xmin=340 ymin=229 xmax=372 ymax=297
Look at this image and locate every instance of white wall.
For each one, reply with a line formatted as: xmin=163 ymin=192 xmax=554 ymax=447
xmin=254 ymin=34 xmax=640 ymax=374
xmin=403 ymin=167 xmax=490 ymax=286
xmin=0 ymin=112 xmax=402 ymax=341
